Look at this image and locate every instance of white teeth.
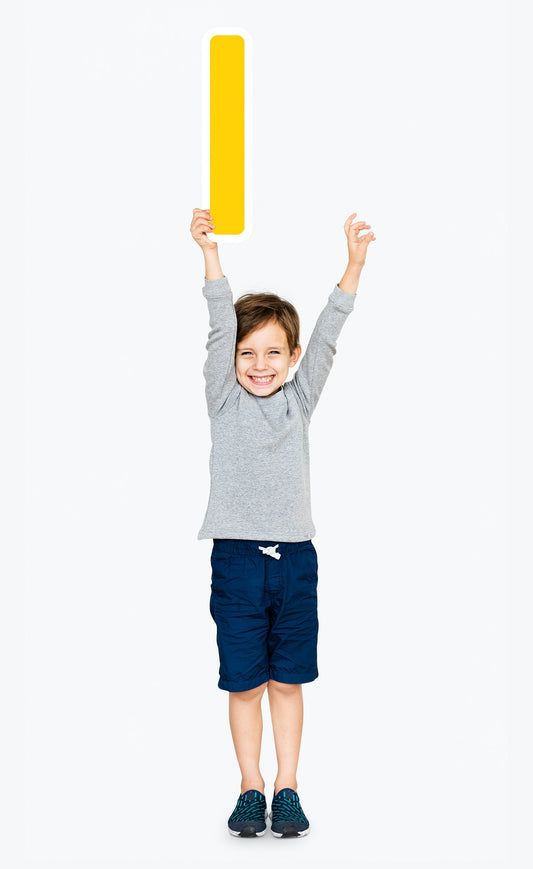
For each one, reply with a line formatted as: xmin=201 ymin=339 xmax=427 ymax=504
xmin=251 ymin=375 xmax=274 ymax=382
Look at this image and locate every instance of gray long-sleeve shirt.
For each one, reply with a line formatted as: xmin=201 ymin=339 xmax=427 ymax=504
xmin=197 ymin=276 xmax=356 ymax=541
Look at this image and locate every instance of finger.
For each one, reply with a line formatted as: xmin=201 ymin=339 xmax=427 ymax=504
xmin=350 ymin=227 xmax=371 ymax=242
xmin=193 ymin=212 xmax=214 ymax=222
xmin=192 ymin=228 xmax=215 ymax=241
xmin=193 ymin=207 xmax=212 ymax=214
xmin=192 ymin=218 xmax=216 ymax=231
xmin=344 ymin=213 xmax=357 ymax=229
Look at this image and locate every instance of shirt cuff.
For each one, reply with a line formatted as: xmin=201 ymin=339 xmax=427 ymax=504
xmin=329 ymin=283 xmax=357 ymax=312
xmin=202 ymin=276 xmax=232 ymax=298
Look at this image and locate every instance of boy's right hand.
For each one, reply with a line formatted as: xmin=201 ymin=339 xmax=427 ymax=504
xmin=190 ymin=208 xmax=218 ymax=251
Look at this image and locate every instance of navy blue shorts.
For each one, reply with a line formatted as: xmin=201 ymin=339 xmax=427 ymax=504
xmin=209 ymin=539 xmax=319 ymax=692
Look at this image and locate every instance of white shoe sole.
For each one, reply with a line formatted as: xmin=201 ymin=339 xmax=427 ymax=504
xmin=228 ymin=808 xmax=268 ymax=837
xmin=229 ymin=827 xmax=266 ymax=837
xmin=269 ymin=810 xmax=310 ymax=837
xmin=270 ymin=828 xmax=310 ymax=837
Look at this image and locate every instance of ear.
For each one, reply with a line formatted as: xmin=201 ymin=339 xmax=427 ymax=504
xmin=289 ymin=344 xmax=302 ymax=367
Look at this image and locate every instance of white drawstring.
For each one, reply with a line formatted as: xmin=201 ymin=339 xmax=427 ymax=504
xmin=258 ymin=544 xmax=281 ymax=560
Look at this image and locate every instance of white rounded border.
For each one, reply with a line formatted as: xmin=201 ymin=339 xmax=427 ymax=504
xmin=201 ymin=28 xmax=253 ymax=243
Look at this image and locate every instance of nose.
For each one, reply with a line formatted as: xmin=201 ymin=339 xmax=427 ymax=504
xmin=253 ymin=355 xmax=269 ymax=371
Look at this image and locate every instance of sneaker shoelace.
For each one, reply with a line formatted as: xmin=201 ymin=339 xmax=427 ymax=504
xmin=229 ymin=790 xmax=266 ymax=823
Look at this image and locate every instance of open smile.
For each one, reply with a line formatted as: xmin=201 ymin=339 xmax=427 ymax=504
xmin=249 ymin=375 xmax=276 ymax=384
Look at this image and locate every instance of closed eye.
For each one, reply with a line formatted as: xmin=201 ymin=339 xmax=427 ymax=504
xmin=238 ymin=349 xmax=281 ymax=357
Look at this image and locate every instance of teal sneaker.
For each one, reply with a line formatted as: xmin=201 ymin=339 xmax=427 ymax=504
xmin=270 ymin=787 xmax=310 ymax=837
xmin=227 ymin=789 xmax=267 ymax=837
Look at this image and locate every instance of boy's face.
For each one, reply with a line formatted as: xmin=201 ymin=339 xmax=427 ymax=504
xmin=235 ymin=319 xmax=302 ymax=397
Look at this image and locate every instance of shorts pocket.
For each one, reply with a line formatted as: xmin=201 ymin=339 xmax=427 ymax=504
xmin=295 ymin=545 xmax=318 ymax=587
xmin=210 ymin=551 xmax=248 ymax=598
xmin=210 ymin=551 xmax=232 ymax=580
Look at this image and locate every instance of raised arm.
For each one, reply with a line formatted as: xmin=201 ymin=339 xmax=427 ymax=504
xmin=291 ymin=286 xmax=356 ymax=417
xmin=191 ymin=207 xmax=238 ymax=416
xmin=291 ymin=212 xmax=375 ymax=417
xmin=202 ymin=277 xmax=238 ymax=416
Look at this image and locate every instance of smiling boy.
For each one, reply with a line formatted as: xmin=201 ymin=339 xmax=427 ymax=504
xmin=191 ymin=206 xmax=374 ymax=838
xmin=235 ymin=315 xmax=301 ymax=396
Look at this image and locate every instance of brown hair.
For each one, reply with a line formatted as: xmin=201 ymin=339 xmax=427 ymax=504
xmin=234 ymin=292 xmax=300 ymax=353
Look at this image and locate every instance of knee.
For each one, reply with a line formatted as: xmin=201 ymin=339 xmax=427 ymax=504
xmin=230 ymin=682 xmax=268 ymax=702
xmin=267 ymin=679 xmax=301 ymax=695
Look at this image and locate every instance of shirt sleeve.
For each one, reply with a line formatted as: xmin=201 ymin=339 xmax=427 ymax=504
xmin=202 ymin=276 xmax=238 ymax=417
xmin=291 ymin=284 xmax=356 ymax=418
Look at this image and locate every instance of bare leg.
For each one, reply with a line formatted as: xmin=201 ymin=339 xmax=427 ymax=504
xmin=228 ymin=682 xmax=268 ymax=794
xmin=267 ymin=680 xmax=303 ymax=794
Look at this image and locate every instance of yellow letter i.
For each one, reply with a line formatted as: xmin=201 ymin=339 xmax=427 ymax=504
xmin=202 ymin=28 xmax=252 ymax=242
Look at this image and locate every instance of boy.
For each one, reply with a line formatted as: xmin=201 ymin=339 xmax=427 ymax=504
xmin=190 ymin=207 xmax=374 ymax=838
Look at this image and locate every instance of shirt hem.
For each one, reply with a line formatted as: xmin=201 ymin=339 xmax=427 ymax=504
xmin=198 ymin=529 xmax=316 ymax=542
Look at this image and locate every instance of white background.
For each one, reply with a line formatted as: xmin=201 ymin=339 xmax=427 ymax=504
xmin=3 ymin=0 xmax=520 ymax=866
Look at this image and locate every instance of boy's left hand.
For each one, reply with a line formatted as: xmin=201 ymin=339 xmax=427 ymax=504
xmin=344 ymin=213 xmax=375 ymax=268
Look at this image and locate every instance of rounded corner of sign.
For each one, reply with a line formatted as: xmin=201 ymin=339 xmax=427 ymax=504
xmin=201 ymin=31 xmax=212 ymax=52
xmin=204 ymin=27 xmax=252 ymax=43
